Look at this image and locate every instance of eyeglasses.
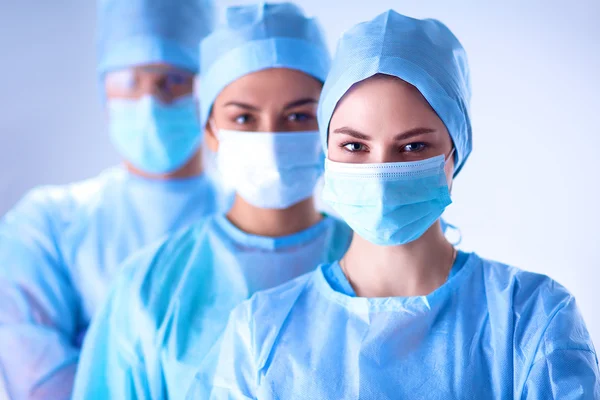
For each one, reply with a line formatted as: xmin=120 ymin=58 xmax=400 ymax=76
xmin=105 ymin=65 xmax=195 ymax=102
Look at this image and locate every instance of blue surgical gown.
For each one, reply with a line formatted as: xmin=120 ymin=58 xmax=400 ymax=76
xmin=72 ymin=213 xmax=352 ymax=400
xmin=195 ymin=252 xmax=600 ymax=399
xmin=0 ymin=167 xmax=217 ymax=399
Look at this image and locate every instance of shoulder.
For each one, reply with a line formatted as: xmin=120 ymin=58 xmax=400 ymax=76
xmin=230 ymin=269 xmax=320 ymax=363
xmin=114 ymin=215 xmax=217 ymax=325
xmin=0 ymin=170 xmax=125 ymax=255
xmin=2 ymin=168 xmax=122 ymax=228
xmin=474 ymin=254 xmax=573 ymax=313
xmin=472 ymin=254 xmax=594 ymax=354
xmin=248 ymin=270 xmax=316 ymax=314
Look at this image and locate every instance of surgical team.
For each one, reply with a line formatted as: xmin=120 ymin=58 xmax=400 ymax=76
xmin=0 ymin=0 xmax=598 ymax=399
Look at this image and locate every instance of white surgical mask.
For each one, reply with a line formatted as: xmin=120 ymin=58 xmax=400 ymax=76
xmin=215 ymin=128 xmax=323 ymax=209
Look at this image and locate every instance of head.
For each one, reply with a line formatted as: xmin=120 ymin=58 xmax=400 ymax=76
xmin=97 ymin=0 xmax=216 ymax=175
xmin=197 ymin=2 xmax=330 ymax=210
xmin=205 ymin=67 xmax=322 ymax=150
xmin=328 ymin=74 xmax=455 ymax=187
xmin=319 ymin=10 xmax=472 ymax=175
xmin=319 ymin=11 xmax=472 ymax=246
xmin=199 ymin=2 xmax=330 ymax=134
xmin=104 ymin=63 xmax=195 ymax=104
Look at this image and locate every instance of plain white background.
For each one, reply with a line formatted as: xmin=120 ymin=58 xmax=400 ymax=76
xmin=0 ymin=0 xmax=598 ymax=346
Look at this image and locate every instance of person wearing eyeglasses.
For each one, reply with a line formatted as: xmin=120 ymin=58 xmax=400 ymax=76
xmin=0 ymin=0 xmax=217 ymax=398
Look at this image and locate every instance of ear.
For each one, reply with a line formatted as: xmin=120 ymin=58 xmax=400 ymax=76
xmin=204 ymin=118 xmax=219 ymax=152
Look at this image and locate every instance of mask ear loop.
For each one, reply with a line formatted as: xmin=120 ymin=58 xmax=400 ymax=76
xmin=445 ymin=147 xmax=456 ymax=164
xmin=441 ymin=219 xmax=462 ymax=246
xmin=442 ymin=147 xmax=461 ymax=246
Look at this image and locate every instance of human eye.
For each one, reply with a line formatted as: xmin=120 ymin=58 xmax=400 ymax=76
xmin=401 ymin=142 xmax=428 ymax=153
xmin=287 ymin=112 xmax=313 ymax=122
xmin=234 ymin=114 xmax=253 ymax=125
xmin=341 ymin=142 xmax=367 ymax=152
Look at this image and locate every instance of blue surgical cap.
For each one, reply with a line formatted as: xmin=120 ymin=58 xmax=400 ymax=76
xmin=318 ymin=10 xmax=472 ymax=175
xmin=97 ymin=0 xmax=216 ymax=75
xmin=199 ymin=2 xmax=331 ymax=129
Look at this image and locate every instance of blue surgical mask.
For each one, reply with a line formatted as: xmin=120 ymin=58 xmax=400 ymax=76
xmin=216 ymin=129 xmax=323 ymax=209
xmin=322 ymin=153 xmax=453 ymax=246
xmin=107 ymin=95 xmax=202 ymax=174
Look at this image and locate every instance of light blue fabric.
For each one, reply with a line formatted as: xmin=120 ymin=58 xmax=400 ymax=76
xmin=217 ymin=130 xmax=324 ymax=209
xmin=322 ymin=154 xmax=451 ymax=245
xmin=192 ymin=253 xmax=600 ymax=399
xmin=108 ymin=95 xmax=203 ymax=173
xmin=97 ymin=0 xmax=216 ymax=74
xmin=0 ymin=167 xmax=217 ymax=399
xmin=72 ymin=214 xmax=352 ymax=400
xmin=199 ymin=2 xmax=330 ymax=128
xmin=317 ymin=10 xmax=472 ymax=175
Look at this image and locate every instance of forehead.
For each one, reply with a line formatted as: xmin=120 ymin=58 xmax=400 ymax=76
xmin=330 ymin=74 xmax=441 ymax=129
xmin=214 ymin=68 xmax=323 ymax=105
xmin=107 ymin=63 xmax=194 ymax=78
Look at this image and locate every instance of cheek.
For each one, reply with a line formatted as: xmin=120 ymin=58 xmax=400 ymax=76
xmin=326 ymin=139 xmax=344 ymax=162
xmin=173 ymin=84 xmax=194 ymax=98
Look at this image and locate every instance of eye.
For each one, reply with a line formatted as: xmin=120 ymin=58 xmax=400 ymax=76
xmin=402 ymin=142 xmax=427 ymax=152
xmin=234 ymin=114 xmax=253 ymax=125
xmin=165 ymin=73 xmax=190 ymax=87
xmin=106 ymin=70 xmax=137 ymax=91
xmin=341 ymin=142 xmax=366 ymax=152
xmin=287 ymin=112 xmax=312 ymax=122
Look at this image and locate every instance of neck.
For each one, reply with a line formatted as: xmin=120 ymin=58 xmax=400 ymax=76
xmin=125 ymin=149 xmax=204 ymax=180
xmin=226 ymin=196 xmax=322 ymax=237
xmin=341 ymin=221 xmax=456 ymax=298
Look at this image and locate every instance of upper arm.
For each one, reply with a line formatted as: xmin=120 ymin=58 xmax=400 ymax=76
xmin=0 ymin=189 xmax=81 ymax=331
xmin=0 ymin=190 xmax=82 ymax=399
xmin=72 ymin=264 xmax=151 ymax=400
xmin=521 ymin=297 xmax=600 ymax=399
xmin=72 ymin=241 xmax=175 ymax=400
xmin=187 ymin=303 xmax=258 ymax=399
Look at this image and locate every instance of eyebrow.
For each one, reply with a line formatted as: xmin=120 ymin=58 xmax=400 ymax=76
xmin=394 ymin=127 xmax=436 ymax=141
xmin=332 ymin=127 xmax=371 ymax=140
xmin=223 ymin=102 xmax=260 ymax=111
xmin=333 ymin=126 xmax=436 ymax=141
xmin=283 ymin=98 xmax=318 ymax=110
xmin=224 ymin=98 xmax=318 ymax=112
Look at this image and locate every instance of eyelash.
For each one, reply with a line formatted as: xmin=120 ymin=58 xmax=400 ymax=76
xmin=402 ymin=142 xmax=428 ymax=153
xmin=234 ymin=114 xmax=253 ymax=124
xmin=233 ymin=113 xmax=314 ymax=125
xmin=340 ymin=142 xmax=368 ymax=153
xmin=339 ymin=142 xmax=429 ymax=153
xmin=287 ymin=112 xmax=313 ymax=122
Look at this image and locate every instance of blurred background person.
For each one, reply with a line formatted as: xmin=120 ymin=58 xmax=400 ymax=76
xmin=0 ymin=0 xmax=217 ymax=398
xmin=72 ymin=3 xmax=352 ymax=399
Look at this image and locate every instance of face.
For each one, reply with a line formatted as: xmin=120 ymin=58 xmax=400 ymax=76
xmin=328 ymin=74 xmax=455 ymax=185
xmin=205 ymin=68 xmax=322 ymax=151
xmin=104 ymin=62 xmax=195 ymax=104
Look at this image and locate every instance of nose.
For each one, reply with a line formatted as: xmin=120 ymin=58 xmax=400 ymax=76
xmin=378 ymin=146 xmax=399 ymax=163
xmin=259 ymin=116 xmax=280 ymax=133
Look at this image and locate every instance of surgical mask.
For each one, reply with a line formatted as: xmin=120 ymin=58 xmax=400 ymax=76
xmin=322 ymin=153 xmax=453 ymax=246
xmin=215 ymin=129 xmax=323 ymax=209
xmin=108 ymin=95 xmax=202 ymax=174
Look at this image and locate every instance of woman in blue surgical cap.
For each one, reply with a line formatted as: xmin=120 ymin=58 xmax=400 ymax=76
xmin=0 ymin=0 xmax=217 ymax=398
xmin=72 ymin=3 xmax=351 ymax=399
xmin=194 ymin=10 xmax=600 ymax=399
